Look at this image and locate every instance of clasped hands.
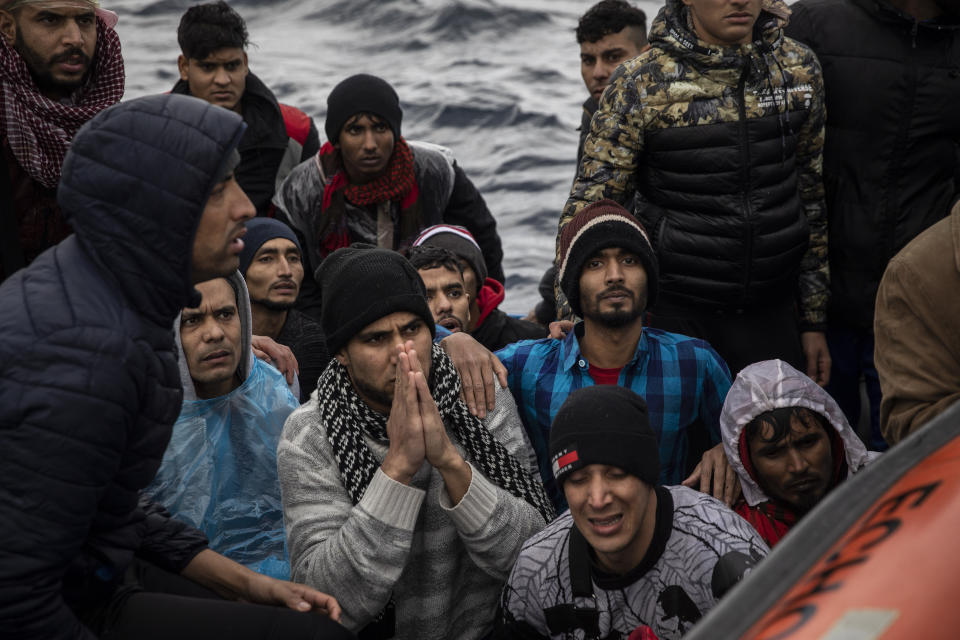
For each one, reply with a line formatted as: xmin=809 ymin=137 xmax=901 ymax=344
xmin=380 ymin=342 xmax=471 ymax=501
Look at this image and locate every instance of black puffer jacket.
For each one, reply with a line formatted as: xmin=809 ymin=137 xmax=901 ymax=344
xmin=563 ymin=0 xmax=828 ymax=328
xmin=0 ymin=94 xmax=245 ymax=638
xmin=786 ymin=0 xmax=960 ymax=332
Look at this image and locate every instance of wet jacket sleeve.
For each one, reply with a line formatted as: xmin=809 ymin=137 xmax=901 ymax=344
xmin=136 ymin=498 xmax=209 ymax=574
xmin=0 ymin=330 xmax=142 ymax=640
xmin=443 ymin=162 xmax=505 ymax=283
xmin=794 ymin=49 xmax=829 ymax=331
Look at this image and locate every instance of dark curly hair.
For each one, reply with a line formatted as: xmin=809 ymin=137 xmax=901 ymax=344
xmin=576 ymin=0 xmax=648 ymax=45
xmin=406 ymin=245 xmax=464 ymax=276
xmin=177 ymin=1 xmax=249 ymax=61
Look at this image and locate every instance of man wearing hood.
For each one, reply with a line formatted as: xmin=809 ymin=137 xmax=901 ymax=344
xmin=0 ymin=94 xmax=349 ymax=638
xmin=0 ymin=0 xmax=124 ymax=283
xmin=273 ymin=73 xmax=504 ymax=321
xmin=720 ymin=359 xmax=875 ymax=548
xmin=145 ymin=275 xmax=301 ymax=580
xmin=172 ymin=1 xmax=319 ymax=216
xmin=560 ymin=0 xmax=830 ymax=384
xmin=412 ymin=224 xmax=547 ymax=352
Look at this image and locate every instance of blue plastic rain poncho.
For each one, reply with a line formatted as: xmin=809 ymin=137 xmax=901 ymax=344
xmin=145 ymin=273 xmax=300 ymax=579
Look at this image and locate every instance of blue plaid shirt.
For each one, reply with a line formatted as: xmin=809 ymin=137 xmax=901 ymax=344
xmin=496 ymin=325 xmax=731 ymax=510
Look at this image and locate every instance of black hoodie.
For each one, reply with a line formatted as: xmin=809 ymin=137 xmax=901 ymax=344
xmin=0 ymin=93 xmax=247 ymax=638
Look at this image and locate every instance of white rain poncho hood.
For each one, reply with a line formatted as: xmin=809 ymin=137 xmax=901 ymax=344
xmin=721 ymin=359 xmax=874 ymax=507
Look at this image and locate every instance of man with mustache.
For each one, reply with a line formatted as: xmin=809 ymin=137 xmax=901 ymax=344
xmin=407 ymin=244 xmax=473 ymax=335
xmin=560 ymin=0 xmax=830 ymax=387
xmin=0 ymin=93 xmax=351 ymax=639
xmin=145 ymin=275 xmax=301 ymax=580
xmin=273 ymin=73 xmax=504 ymax=321
xmin=239 ymin=217 xmax=329 ymax=400
xmin=720 ymin=360 xmax=875 ymax=547
xmin=412 ymin=224 xmax=547 ymax=352
xmin=490 ymin=201 xmax=735 ymax=511
xmin=0 ymin=0 xmax=124 ymax=283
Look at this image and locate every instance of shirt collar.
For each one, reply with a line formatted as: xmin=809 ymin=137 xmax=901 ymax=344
xmin=560 ymin=322 xmax=651 ymax=373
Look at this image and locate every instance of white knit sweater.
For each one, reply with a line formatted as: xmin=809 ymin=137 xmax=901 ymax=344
xmin=278 ymin=384 xmax=546 ymax=639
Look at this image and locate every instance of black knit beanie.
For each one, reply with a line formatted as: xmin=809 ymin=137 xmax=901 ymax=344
xmin=549 ymin=386 xmax=660 ymax=487
xmin=238 ymin=217 xmax=302 ymax=275
xmin=557 ymin=199 xmax=659 ymax=318
xmin=325 ymin=74 xmax=402 ymax=144
xmin=413 ymin=224 xmax=489 ymax=293
xmin=318 ymin=245 xmax=435 ymax=355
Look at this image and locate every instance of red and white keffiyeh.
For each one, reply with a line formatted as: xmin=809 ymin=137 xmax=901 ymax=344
xmin=0 ymin=14 xmax=124 ymax=188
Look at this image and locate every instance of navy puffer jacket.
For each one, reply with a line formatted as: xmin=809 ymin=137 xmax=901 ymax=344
xmin=0 ymin=94 xmax=246 ymax=638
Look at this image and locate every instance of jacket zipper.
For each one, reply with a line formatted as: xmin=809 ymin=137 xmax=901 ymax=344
xmin=737 ymin=63 xmax=753 ymax=306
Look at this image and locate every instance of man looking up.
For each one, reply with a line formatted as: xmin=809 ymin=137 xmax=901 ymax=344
xmin=407 ymin=244 xmax=472 ymax=334
xmin=278 ymin=246 xmax=551 ymax=639
xmin=173 ymin=0 xmax=319 ymax=215
xmin=561 ymin=0 xmax=830 ymax=383
xmin=488 ymin=200 xmax=735 ymax=510
xmin=0 ymin=0 xmax=124 ymax=282
xmin=146 ymin=275 xmax=301 ymax=580
xmin=239 ymin=217 xmax=329 ymax=400
xmin=575 ymin=0 xmax=647 ymax=163
xmin=0 ymin=94 xmax=349 ymax=638
xmin=720 ymin=360 xmax=874 ymax=547
xmin=498 ymin=386 xmax=768 ymax=640
xmin=413 ymin=224 xmax=547 ymax=351
xmin=273 ymin=73 xmax=504 ymax=320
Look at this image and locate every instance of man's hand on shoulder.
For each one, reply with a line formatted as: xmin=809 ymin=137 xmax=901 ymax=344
xmin=682 ymin=443 xmax=741 ymax=506
xmin=252 ymin=335 xmax=299 ymax=385
xmin=440 ymin=331 xmax=507 ymax=418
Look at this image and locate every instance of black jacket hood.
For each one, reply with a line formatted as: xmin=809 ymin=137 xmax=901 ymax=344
xmin=57 ymin=93 xmax=247 ymax=325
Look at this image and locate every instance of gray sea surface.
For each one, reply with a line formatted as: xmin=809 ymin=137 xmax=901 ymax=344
xmin=112 ymin=0 xmax=664 ymax=313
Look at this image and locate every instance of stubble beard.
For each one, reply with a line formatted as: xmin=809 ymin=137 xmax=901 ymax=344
xmin=16 ymin=31 xmax=90 ymax=97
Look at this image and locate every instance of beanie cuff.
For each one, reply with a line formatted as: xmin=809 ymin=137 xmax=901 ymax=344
xmin=327 ymin=292 xmax=436 ymax=355
xmin=551 ymin=434 xmax=660 ymax=487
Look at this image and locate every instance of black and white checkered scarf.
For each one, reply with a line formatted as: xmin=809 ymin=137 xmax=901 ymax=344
xmin=319 ymin=343 xmax=554 ymax=523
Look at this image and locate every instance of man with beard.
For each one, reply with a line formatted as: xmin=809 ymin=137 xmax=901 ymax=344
xmin=494 ymin=201 xmax=734 ymax=510
xmin=720 ymin=360 xmax=875 ymax=547
xmin=273 ymin=73 xmax=504 ymax=321
xmin=239 ymin=217 xmax=329 ymax=400
xmin=407 ymin=244 xmax=472 ymax=335
xmin=277 ymin=246 xmax=551 ymax=639
xmin=0 ymin=0 xmax=124 ymax=282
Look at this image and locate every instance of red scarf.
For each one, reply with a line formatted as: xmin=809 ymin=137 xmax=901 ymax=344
xmin=0 ymin=17 xmax=124 ymax=189
xmin=316 ymin=137 xmax=420 ymax=256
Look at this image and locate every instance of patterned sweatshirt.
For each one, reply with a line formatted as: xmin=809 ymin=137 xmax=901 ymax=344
xmin=499 ymin=485 xmax=769 ymax=639
xmin=560 ymin=0 xmax=828 ymax=329
xmin=278 ymin=384 xmax=546 ymax=639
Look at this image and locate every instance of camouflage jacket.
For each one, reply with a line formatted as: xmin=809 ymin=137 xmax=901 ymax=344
xmin=559 ymin=0 xmax=828 ymax=330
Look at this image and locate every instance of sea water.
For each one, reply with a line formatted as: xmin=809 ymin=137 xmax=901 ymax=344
xmin=114 ymin=0 xmax=663 ymax=313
